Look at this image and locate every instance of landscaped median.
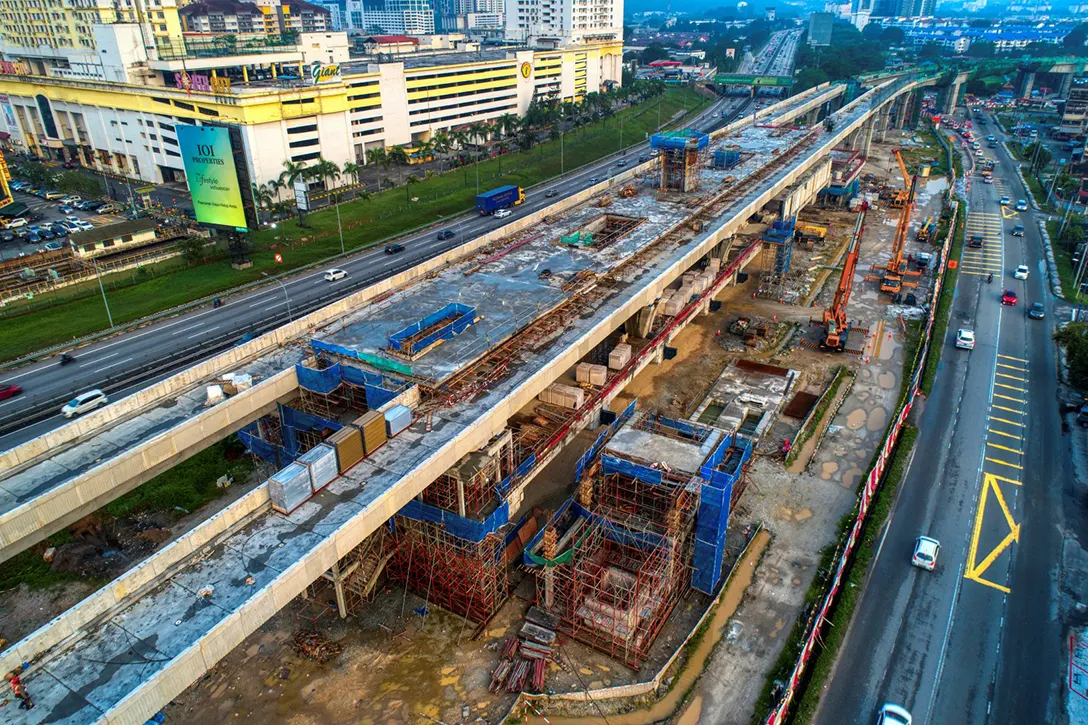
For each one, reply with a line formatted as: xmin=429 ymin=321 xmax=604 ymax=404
xmin=0 ymin=87 xmax=710 ymax=362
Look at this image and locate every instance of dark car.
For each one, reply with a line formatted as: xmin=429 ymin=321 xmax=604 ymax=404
xmin=385 ymin=244 xmax=405 ymax=254
xmin=638 ymin=155 xmax=650 ymax=162
xmin=36 ymin=227 xmax=55 ymax=241
xmin=25 ymin=230 xmax=41 ymax=243
xmin=1002 ymin=289 xmax=1018 ymax=305
xmin=49 ymin=224 xmax=69 ymax=237
xmin=1012 ymin=224 xmax=1025 ymax=237
xmin=616 ymin=159 xmax=627 ymax=167
xmin=437 ymin=229 xmax=455 ymax=240
xmin=969 ymin=234 xmax=984 ymax=248
xmin=545 ymin=190 xmax=559 ymax=198
xmin=1028 ymin=302 xmax=1045 ymax=319
xmin=0 ymin=231 xmax=14 ymax=243
xmin=83 ymin=200 xmax=106 ymax=211
xmin=0 ymin=384 xmax=21 ymax=401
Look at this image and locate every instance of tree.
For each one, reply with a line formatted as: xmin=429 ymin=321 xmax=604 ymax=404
xmin=405 ymin=173 xmax=420 ymax=202
xmin=1025 ymin=142 xmax=1051 ymax=173
xmin=1063 ymin=23 xmax=1088 ymax=53
xmin=1061 ymin=223 xmax=1085 ymax=247
xmin=641 ymin=44 xmax=670 ymax=64
xmin=967 ymin=41 xmax=995 ymax=58
xmin=1055 ymin=321 xmax=1088 ymax=389
xmin=177 ymin=236 xmax=207 ymax=265
xmin=18 ymin=160 xmax=55 ymax=189
xmin=880 ymin=27 xmax=906 ymax=46
xmin=366 ymin=146 xmax=388 ymax=171
xmin=341 ymin=161 xmax=361 ymax=186
xmin=56 ymin=172 xmax=104 ymax=198
xmin=918 ymin=42 xmax=943 ymax=60
xmin=311 ymin=157 xmax=340 ymax=192
xmin=387 ymin=146 xmax=410 ymax=185
xmin=279 ymin=160 xmax=309 ymax=223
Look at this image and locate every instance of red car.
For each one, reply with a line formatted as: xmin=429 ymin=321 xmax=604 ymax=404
xmin=0 ymin=384 xmax=22 ymax=400
xmin=1002 ymin=289 xmax=1018 ymax=306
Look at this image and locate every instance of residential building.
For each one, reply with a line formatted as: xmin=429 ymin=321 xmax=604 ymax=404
xmin=0 ymin=25 xmax=621 ymax=188
xmin=1061 ymin=77 xmax=1088 ymax=138
xmin=504 ymin=0 xmax=623 ymax=46
xmin=359 ymin=0 xmax=436 ymax=34
xmin=0 ymin=0 xmax=185 ymax=56
xmin=808 ymin=11 xmax=834 ymax=46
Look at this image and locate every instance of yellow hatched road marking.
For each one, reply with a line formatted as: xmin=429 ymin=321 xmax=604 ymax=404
xmin=988 ymin=428 xmax=1022 ymax=441
xmin=993 ymin=394 xmax=1024 ymax=404
xmin=995 ymin=372 xmax=1027 ymax=382
xmin=999 ymin=353 xmax=1029 ymax=362
xmin=997 ymin=363 xmax=1027 ymax=372
xmin=985 ymin=456 xmax=1023 ymax=470
xmin=989 ymin=415 xmax=1024 ymax=426
xmin=994 ymin=382 xmax=1027 ymax=393
xmin=987 ymin=441 xmax=1023 ymax=455
xmin=965 ymin=473 xmax=1019 ymax=594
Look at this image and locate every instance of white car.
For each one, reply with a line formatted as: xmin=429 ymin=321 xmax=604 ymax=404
xmin=61 ymin=389 xmax=109 ymax=418
xmin=6 ymin=217 xmax=27 ymax=229
xmin=1000 ymin=195 xmax=1011 ymax=206
xmin=324 ymin=268 xmax=347 ymax=282
xmin=911 ymin=536 xmax=940 ymax=571
xmin=64 ymin=215 xmax=81 ymax=225
xmin=75 ymin=221 xmax=94 ymax=231
xmin=1014 ymin=265 xmax=1029 ymax=280
xmin=60 ymin=195 xmax=81 ymax=205
xmin=1015 ymin=199 xmax=1029 ymax=211
xmin=877 ymin=703 xmax=913 ymax=725
xmin=955 ymin=328 xmax=975 ymax=350
xmin=493 ymin=208 xmax=512 ymax=219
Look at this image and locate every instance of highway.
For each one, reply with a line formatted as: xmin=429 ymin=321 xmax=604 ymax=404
xmin=0 ymin=30 xmax=804 ymax=448
xmin=814 ymin=112 xmax=1068 ymax=724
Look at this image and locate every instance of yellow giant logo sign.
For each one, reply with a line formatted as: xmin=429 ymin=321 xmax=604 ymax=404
xmin=310 ymin=62 xmax=342 ymax=84
xmin=520 ymin=62 xmax=532 ymax=79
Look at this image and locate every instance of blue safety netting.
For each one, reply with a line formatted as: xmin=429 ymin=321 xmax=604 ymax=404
xmin=238 ymin=421 xmax=294 ymax=468
xmin=602 ymin=454 xmax=664 ymax=485
xmin=397 ymin=497 xmax=509 ymax=544
xmin=280 ymin=404 xmax=342 ymax=459
xmin=650 ymin=129 xmax=709 ymax=151
xmin=388 ymin=302 xmax=477 ymax=357
xmin=692 ymin=432 xmax=754 ymax=593
xmin=820 ymin=177 xmax=860 ymax=198
xmin=572 ymin=398 xmax=639 ymax=482
xmin=296 ymin=361 xmax=407 ymax=410
xmin=522 ymin=499 xmax=667 ymax=568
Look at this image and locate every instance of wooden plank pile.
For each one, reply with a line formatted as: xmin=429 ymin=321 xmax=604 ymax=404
xmin=488 ymin=608 xmax=560 ymax=694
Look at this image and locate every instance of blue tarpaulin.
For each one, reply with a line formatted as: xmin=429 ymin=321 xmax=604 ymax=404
xmin=397 ymin=497 xmax=510 ymax=544
xmin=279 ymin=404 xmax=342 ymax=459
xmin=296 ymin=362 xmax=407 ymax=410
xmin=692 ymin=433 xmax=753 ymax=593
xmin=388 ymin=303 xmax=477 ymax=357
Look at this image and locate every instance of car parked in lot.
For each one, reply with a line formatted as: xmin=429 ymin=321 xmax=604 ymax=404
xmin=1002 ymin=289 xmax=1018 ymax=305
xmin=59 ymin=205 xmax=75 ymax=214
xmin=955 ymin=328 xmax=975 ymax=350
xmin=911 ymin=536 xmax=940 ymax=570
xmin=323 ymin=268 xmax=347 ymax=282
xmin=0 ymin=231 xmax=15 ymax=244
xmin=60 ymin=221 xmax=81 ymax=233
xmin=436 ymin=229 xmax=455 ymax=240
xmin=6 ymin=217 xmax=27 ymax=229
xmin=43 ymin=240 xmax=65 ymax=252
xmin=75 ymin=220 xmax=93 ymax=231
xmin=25 ymin=230 xmax=40 ymax=243
xmin=60 ymin=195 xmax=81 ymax=205
xmin=35 ymin=227 xmax=55 ymax=241
xmin=1014 ymin=265 xmax=1029 ymax=280
xmin=62 ymin=389 xmax=109 ymax=418
xmin=44 ymin=191 xmax=66 ymax=200
xmin=1029 ymin=302 xmax=1045 ymax=319
xmin=1015 ymin=199 xmax=1029 ymax=211
xmin=64 ymin=215 xmax=82 ymax=225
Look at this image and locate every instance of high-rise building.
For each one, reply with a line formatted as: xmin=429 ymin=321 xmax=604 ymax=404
xmin=0 ymin=0 xmax=185 ymax=57
xmin=808 ymin=12 xmax=834 ymax=45
xmin=359 ymin=0 xmax=435 ymax=33
xmin=504 ymin=0 xmax=623 ymax=46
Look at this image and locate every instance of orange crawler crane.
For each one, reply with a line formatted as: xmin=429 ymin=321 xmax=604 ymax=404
xmin=821 ymin=211 xmax=865 ymax=351
xmin=868 ymin=149 xmax=923 ymax=294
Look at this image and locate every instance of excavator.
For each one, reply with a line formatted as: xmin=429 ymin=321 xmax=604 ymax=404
xmin=867 ymin=148 xmax=923 ymax=294
xmin=820 ymin=211 xmax=865 ymax=351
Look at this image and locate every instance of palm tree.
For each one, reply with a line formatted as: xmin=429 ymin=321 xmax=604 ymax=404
xmin=417 ymin=138 xmax=435 ymax=165
xmin=251 ymin=182 xmax=274 ymax=224
xmin=497 ymin=113 xmax=520 ymax=139
xmin=405 ymin=173 xmax=420 ymax=202
xmin=387 ymin=146 xmax=410 ymax=185
xmin=432 ymin=131 xmax=452 ymax=170
xmin=312 ymin=157 xmax=340 ymax=192
xmin=341 ymin=161 xmax=361 ymax=186
xmin=279 ymin=159 xmax=309 ymax=223
xmin=366 ymin=146 xmax=387 ymax=170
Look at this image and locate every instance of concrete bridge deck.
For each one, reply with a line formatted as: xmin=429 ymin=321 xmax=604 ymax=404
xmin=0 ymin=76 xmax=938 ymax=725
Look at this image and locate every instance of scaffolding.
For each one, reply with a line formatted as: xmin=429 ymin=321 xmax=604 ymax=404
xmin=651 ymin=130 xmax=709 ymax=193
xmin=338 ymin=527 xmax=396 ymax=617
xmin=756 ymin=217 xmax=798 ymax=302
xmin=421 ymin=430 xmax=515 ymax=518
xmin=386 ymin=517 xmax=508 ymax=623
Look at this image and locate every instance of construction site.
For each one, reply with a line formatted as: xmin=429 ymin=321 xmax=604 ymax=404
xmin=0 ymin=74 xmax=954 ymax=725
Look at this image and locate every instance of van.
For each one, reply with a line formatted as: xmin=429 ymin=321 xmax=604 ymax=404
xmin=61 ymin=389 xmax=109 ymax=418
xmin=494 ymin=208 xmax=512 ymax=219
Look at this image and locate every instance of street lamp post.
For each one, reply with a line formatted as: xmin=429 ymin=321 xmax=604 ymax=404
xmin=261 ymin=272 xmax=293 ymax=322
xmin=335 ymin=199 xmax=345 ymax=255
xmin=92 ymin=258 xmax=114 ymax=328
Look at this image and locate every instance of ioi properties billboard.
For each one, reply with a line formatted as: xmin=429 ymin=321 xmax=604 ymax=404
xmin=176 ymin=124 xmax=248 ymax=231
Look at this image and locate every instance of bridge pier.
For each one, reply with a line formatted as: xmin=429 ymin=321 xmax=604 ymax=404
xmin=874 ymin=108 xmax=890 ymax=143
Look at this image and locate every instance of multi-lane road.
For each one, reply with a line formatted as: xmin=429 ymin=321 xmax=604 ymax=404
xmin=1 ymin=48 xmax=815 ymax=448
xmin=816 ymin=114 xmax=1069 ymax=724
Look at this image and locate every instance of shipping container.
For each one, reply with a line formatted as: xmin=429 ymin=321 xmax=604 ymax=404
xmin=298 ymin=443 xmax=339 ymax=492
xmin=269 ymin=463 xmax=312 ymax=515
xmin=353 ymin=410 xmax=387 ymax=455
xmin=327 ymin=426 xmax=365 ymax=473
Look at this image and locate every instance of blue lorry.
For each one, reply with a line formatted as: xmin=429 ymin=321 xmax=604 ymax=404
xmin=475 ymin=185 xmax=525 ymax=215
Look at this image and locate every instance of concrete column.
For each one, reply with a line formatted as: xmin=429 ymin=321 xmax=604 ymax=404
xmin=456 ymin=476 xmax=466 ymax=517
xmin=942 ymin=84 xmax=958 ymax=115
xmin=1020 ymin=70 xmax=1036 ymax=98
xmin=860 ymin=117 xmax=876 ymax=156
xmin=331 ymin=561 xmax=347 ymax=618
xmin=1060 ymin=71 xmax=1074 ymax=99
xmin=875 ymin=108 xmax=889 ymax=143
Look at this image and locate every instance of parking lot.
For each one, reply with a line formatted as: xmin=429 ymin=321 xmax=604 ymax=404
xmin=0 ymin=187 xmax=126 ymax=261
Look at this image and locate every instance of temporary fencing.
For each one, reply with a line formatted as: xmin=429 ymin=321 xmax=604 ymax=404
xmin=692 ymin=431 xmax=753 ymax=594
xmin=295 ymin=361 xmax=407 ymax=410
xmin=388 ymin=302 xmax=478 ymax=358
xmin=764 ymin=201 xmax=959 ymax=724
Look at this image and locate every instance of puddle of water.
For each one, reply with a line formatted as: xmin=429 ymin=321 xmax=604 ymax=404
xmin=698 ymin=403 xmax=725 ymax=425
xmin=524 ymin=530 xmax=772 ymax=725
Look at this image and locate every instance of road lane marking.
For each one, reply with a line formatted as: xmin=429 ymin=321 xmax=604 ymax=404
xmin=989 ymin=415 xmax=1024 ymax=426
xmin=92 ymin=357 xmax=132 ymax=374
xmin=998 ymin=353 xmax=1028 ymax=362
xmin=187 ymin=326 xmax=219 ymax=339
xmin=985 ymin=456 xmax=1023 ymax=470
xmin=991 ymin=405 xmax=1024 ymax=415
xmin=987 ymin=441 xmax=1023 ymax=455
xmin=965 ymin=473 xmax=1020 ymax=593
xmin=997 ymin=363 xmax=1027 ymax=372
xmin=994 ymin=382 xmax=1027 ymax=393
xmin=988 ymin=428 xmax=1022 ymax=441
xmin=993 ymin=393 xmax=1024 ymax=404
xmin=995 ymin=372 xmax=1027 ymax=382
xmin=85 ymin=351 xmax=120 ymax=363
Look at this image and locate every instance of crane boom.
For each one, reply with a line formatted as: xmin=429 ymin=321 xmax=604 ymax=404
xmin=894 ymin=148 xmax=911 ymax=188
xmin=822 ymin=211 xmax=865 ymax=350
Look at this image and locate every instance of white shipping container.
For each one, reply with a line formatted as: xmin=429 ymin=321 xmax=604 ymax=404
xmin=384 ymin=404 xmax=412 ymax=437
xmin=269 ymin=463 xmax=312 ymax=514
xmin=298 ymin=443 xmax=339 ymax=492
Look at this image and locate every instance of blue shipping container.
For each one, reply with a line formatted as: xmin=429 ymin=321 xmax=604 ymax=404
xmin=475 ymin=185 xmax=522 ymax=214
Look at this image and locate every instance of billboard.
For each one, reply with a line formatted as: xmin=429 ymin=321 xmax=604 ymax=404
xmin=177 ymin=124 xmax=247 ymax=230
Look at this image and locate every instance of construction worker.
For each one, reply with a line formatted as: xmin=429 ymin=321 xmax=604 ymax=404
xmin=5 ymin=669 xmax=33 ymax=710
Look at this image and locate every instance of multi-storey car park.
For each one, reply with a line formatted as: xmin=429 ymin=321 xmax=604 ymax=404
xmin=0 ymin=70 xmax=942 ymax=724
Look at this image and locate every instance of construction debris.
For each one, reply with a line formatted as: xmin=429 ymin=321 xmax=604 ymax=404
xmin=292 ymin=631 xmax=343 ymax=664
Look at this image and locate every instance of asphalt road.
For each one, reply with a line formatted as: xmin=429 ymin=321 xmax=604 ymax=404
xmin=0 ymin=92 xmax=754 ymax=449
xmin=815 ymin=113 xmax=1068 ymax=724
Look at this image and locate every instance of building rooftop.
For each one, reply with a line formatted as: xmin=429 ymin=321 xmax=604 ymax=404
xmin=69 ymin=218 xmax=156 ymax=246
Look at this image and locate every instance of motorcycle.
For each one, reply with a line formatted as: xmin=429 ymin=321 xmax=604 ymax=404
xmin=987 ymin=272 xmax=993 ymax=283
xmin=59 ymin=352 xmax=75 ymax=366
xmin=212 ymin=297 xmax=223 ymax=309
